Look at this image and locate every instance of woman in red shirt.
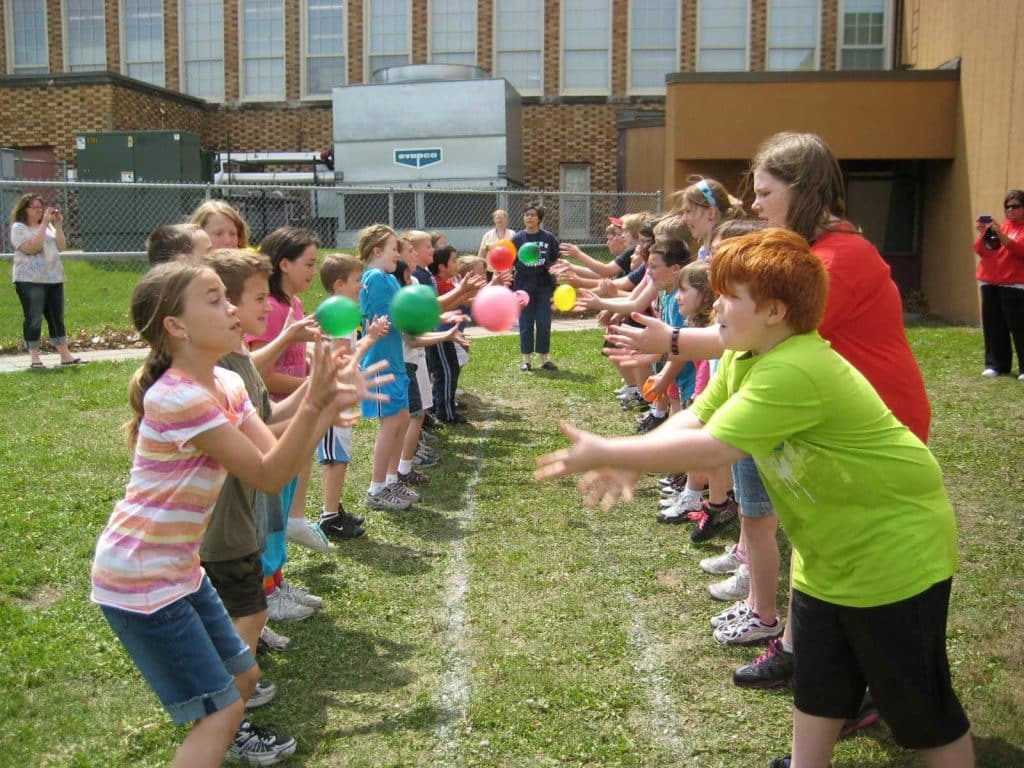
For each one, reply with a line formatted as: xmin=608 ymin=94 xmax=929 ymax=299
xmin=973 ymin=190 xmax=1024 ymax=379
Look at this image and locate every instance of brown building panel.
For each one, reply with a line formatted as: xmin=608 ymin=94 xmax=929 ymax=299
xmin=165 ymin=1 xmax=180 ymax=92
xmin=46 ymin=0 xmax=63 ymax=72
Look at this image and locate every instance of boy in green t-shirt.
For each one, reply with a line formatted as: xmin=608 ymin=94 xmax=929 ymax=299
xmin=536 ymin=228 xmax=973 ymax=768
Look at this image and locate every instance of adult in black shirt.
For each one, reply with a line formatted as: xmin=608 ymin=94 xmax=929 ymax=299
xmin=512 ymin=201 xmax=559 ymax=371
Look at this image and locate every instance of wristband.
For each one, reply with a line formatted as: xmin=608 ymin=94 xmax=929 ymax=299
xmin=670 ymin=328 xmax=680 ymax=356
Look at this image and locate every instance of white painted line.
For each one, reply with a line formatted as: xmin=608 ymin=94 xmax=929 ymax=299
xmin=622 ymin=587 xmax=689 ymax=758
xmin=434 ymin=411 xmax=493 ymax=759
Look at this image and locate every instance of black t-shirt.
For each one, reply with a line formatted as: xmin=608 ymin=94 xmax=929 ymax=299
xmin=511 ymin=228 xmax=559 ymax=292
xmin=612 ymin=246 xmax=635 ymax=276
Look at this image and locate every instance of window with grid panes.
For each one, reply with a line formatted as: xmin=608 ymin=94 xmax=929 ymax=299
xmin=124 ymin=0 xmax=165 ymax=86
xmin=367 ymin=0 xmax=410 ymax=78
xmin=562 ymin=0 xmax=610 ymax=93
xmin=629 ymin=0 xmax=678 ymax=92
xmin=241 ymin=0 xmax=285 ymax=98
xmin=697 ymin=0 xmax=748 ymax=72
xmin=9 ymin=0 xmax=48 ymax=73
xmin=430 ymin=0 xmax=475 ymax=65
xmin=65 ymin=0 xmax=105 ymax=72
xmin=181 ymin=0 xmax=224 ymax=99
xmin=305 ymin=0 xmax=346 ymax=96
xmin=767 ymin=0 xmax=818 ymax=71
xmin=840 ymin=0 xmax=888 ymax=70
xmin=493 ymin=0 xmax=542 ymax=95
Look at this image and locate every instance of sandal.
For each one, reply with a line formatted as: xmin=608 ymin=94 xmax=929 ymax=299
xmin=61 ymin=357 xmax=85 ymax=365
xmin=30 ymin=360 xmax=45 ymax=369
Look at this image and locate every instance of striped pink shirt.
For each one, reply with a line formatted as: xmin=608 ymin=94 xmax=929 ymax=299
xmin=91 ymin=367 xmax=256 ymax=614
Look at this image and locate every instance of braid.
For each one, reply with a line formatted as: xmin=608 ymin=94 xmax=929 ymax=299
xmin=125 ymin=348 xmax=171 ymax=449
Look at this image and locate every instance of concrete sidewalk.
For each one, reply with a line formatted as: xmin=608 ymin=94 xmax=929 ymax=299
xmin=0 ymin=316 xmax=600 ymax=373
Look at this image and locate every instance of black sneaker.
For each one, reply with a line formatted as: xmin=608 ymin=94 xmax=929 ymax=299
xmin=423 ymin=411 xmax=441 ymax=429
xmin=228 ymin=719 xmax=297 ymax=764
xmin=636 ymin=412 xmax=668 ymax=433
xmin=839 ymin=691 xmax=880 ymax=739
xmin=733 ymin=637 xmax=794 ymax=688
xmin=690 ymin=498 xmax=739 ymax=543
xmin=440 ymin=414 xmax=468 ymax=424
xmin=319 ymin=512 xmax=365 ymax=540
xmin=768 ymin=757 xmax=791 ymax=768
xmin=340 ymin=507 xmax=364 ymax=526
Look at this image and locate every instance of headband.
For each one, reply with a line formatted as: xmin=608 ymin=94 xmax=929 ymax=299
xmin=696 ymin=180 xmax=718 ymax=210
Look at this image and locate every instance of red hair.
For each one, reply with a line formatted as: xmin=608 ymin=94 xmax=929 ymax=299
xmin=710 ymin=228 xmax=828 ymax=334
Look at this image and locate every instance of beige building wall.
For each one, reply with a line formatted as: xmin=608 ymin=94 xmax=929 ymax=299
xmin=905 ymin=0 xmax=1024 ymax=323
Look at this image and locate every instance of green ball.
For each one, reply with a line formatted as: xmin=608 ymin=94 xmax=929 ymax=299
xmin=314 ymin=295 xmax=362 ymax=337
xmin=391 ymin=284 xmax=441 ymax=335
xmin=518 ymin=242 xmax=541 ymax=265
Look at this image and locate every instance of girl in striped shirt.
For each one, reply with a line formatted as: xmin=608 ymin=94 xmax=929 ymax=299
xmin=91 ymin=261 xmax=391 ymax=767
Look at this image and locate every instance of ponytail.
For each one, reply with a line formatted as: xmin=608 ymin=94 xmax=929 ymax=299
xmin=125 ymin=349 xmax=172 ymax=448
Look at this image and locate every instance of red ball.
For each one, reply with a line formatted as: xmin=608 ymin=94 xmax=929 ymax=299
xmin=488 ymin=244 xmax=515 ymax=272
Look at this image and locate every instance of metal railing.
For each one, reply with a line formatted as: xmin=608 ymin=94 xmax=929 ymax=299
xmin=0 ymin=179 xmax=661 ymax=270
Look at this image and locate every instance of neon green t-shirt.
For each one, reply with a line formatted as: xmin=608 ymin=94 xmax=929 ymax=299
xmin=692 ymin=332 xmax=957 ymax=608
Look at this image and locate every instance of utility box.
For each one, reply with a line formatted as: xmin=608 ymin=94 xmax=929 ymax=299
xmin=75 ymin=131 xmax=207 ymax=251
xmin=332 ymin=69 xmax=523 ymax=188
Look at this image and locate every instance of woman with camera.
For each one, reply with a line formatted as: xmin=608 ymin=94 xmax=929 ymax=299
xmin=9 ymin=193 xmax=81 ymax=368
xmin=974 ymin=189 xmax=1024 ymax=379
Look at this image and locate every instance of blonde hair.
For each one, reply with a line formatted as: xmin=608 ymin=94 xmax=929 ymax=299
xmin=320 ymin=252 xmax=363 ymax=291
xmin=403 ymin=229 xmax=431 ymax=246
xmin=198 ymin=248 xmax=272 ymax=303
xmin=620 ymin=212 xmax=649 ymax=238
xmin=190 ymin=200 xmax=251 ymax=248
xmin=457 ymin=255 xmax=484 ymax=276
xmin=674 ymin=177 xmax=746 ymax=221
xmin=357 ymin=223 xmax=397 ymax=262
xmin=652 ymin=214 xmax=690 ymax=244
xmin=126 ymin=262 xmax=212 ymax=447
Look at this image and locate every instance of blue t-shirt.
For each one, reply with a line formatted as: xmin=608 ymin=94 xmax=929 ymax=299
xmin=360 ymin=268 xmax=406 ymax=372
xmin=512 ymin=228 xmax=559 ymax=292
xmin=626 ymin=263 xmax=647 ymax=287
xmin=660 ymin=289 xmax=696 ymax=399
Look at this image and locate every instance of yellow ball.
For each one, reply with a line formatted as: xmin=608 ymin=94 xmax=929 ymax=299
xmin=553 ymin=284 xmax=577 ymax=312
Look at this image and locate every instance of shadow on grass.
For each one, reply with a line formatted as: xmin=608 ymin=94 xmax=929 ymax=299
xmin=974 ymin=735 xmax=1024 ymax=767
xmin=331 ymin=537 xmax=440 ymax=576
xmin=531 ymin=368 xmax=597 ymax=385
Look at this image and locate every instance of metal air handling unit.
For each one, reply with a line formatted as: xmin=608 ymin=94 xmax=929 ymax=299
xmin=327 ymin=65 xmax=523 ymax=250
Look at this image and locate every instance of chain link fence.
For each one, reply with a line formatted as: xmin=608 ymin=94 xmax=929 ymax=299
xmin=0 ymin=179 xmax=661 ymax=271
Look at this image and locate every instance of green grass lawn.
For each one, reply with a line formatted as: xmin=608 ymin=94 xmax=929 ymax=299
xmin=0 ymin=326 xmax=1022 ymax=767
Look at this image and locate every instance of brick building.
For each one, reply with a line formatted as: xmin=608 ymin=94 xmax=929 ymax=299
xmin=0 ymin=0 xmax=897 ymax=193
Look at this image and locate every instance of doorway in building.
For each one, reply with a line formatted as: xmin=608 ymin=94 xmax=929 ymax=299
xmin=845 ymin=162 xmax=922 ymax=296
xmin=559 ymin=164 xmax=590 ymax=240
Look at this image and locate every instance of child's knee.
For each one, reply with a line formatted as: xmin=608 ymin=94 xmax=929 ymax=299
xmin=236 ymin=664 xmax=260 ymax=701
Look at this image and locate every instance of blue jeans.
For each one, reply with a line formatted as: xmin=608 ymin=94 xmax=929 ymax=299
xmin=519 ymin=285 xmax=553 ymax=355
xmin=99 ymin=576 xmax=254 ymax=725
xmin=14 ymin=281 xmax=67 ymax=349
xmin=731 ymin=456 xmax=774 ymax=518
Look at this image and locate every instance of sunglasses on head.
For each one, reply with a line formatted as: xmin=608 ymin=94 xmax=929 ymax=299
xmin=1006 ymin=203 xmax=1023 ymax=210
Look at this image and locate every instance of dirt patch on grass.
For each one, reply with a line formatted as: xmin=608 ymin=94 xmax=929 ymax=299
xmin=15 ymin=584 xmax=64 ymax=611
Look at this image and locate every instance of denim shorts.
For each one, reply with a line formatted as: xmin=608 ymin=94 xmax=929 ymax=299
xmin=731 ymin=456 xmax=775 ymax=518
xmin=99 ymin=575 xmax=255 ymax=725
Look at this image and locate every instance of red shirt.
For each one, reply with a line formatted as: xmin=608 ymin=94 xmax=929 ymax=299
xmin=813 ymin=226 xmax=931 ymax=442
xmin=973 ymin=219 xmax=1024 ymax=285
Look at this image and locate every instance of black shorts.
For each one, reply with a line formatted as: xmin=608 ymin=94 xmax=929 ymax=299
xmin=202 ymin=552 xmax=267 ymax=619
xmin=791 ymin=578 xmax=970 ymax=750
xmin=406 ymin=362 xmax=422 ymax=414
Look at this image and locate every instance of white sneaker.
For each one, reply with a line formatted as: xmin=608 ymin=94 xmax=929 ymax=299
xmin=245 ymin=680 xmax=277 ymax=710
xmin=365 ymin=486 xmax=412 ymax=511
xmin=391 ymin=482 xmax=420 ymax=503
xmin=700 ymin=544 xmax=744 ymax=575
xmin=279 ymin=580 xmax=323 ymax=610
xmin=266 ymin=589 xmax=316 ymax=622
xmin=708 ymin=563 xmax=750 ymax=601
xmin=713 ymin=613 xmax=783 ymax=646
xmin=982 ymin=368 xmax=999 ymax=377
xmin=260 ymin=625 xmax=291 ymax=652
xmin=1018 ymin=373 xmax=1024 ymax=381
xmin=228 ymin=719 xmax=297 ymax=765
xmin=709 ymin=599 xmax=751 ymax=629
xmin=286 ymin=518 xmax=336 ymax=552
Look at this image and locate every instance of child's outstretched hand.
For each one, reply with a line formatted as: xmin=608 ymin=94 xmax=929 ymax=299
xmin=282 ymin=309 xmax=320 ymax=344
xmin=367 ymin=315 xmax=390 ymax=340
xmin=489 ymin=269 xmax=513 ymax=287
xmin=336 ymin=355 xmax=394 ymax=408
xmin=440 ymin=310 xmax=467 ymax=326
xmin=305 ymin=338 xmax=344 ymax=411
xmin=576 ymin=289 xmax=601 ymax=311
xmin=606 ymin=313 xmax=673 ymax=354
xmin=534 ymin=423 xmax=640 ymax=510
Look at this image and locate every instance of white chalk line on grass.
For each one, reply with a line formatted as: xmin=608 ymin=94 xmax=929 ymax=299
xmin=622 ymin=587 xmax=691 ymax=759
xmin=434 ymin=410 xmax=494 ymax=761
